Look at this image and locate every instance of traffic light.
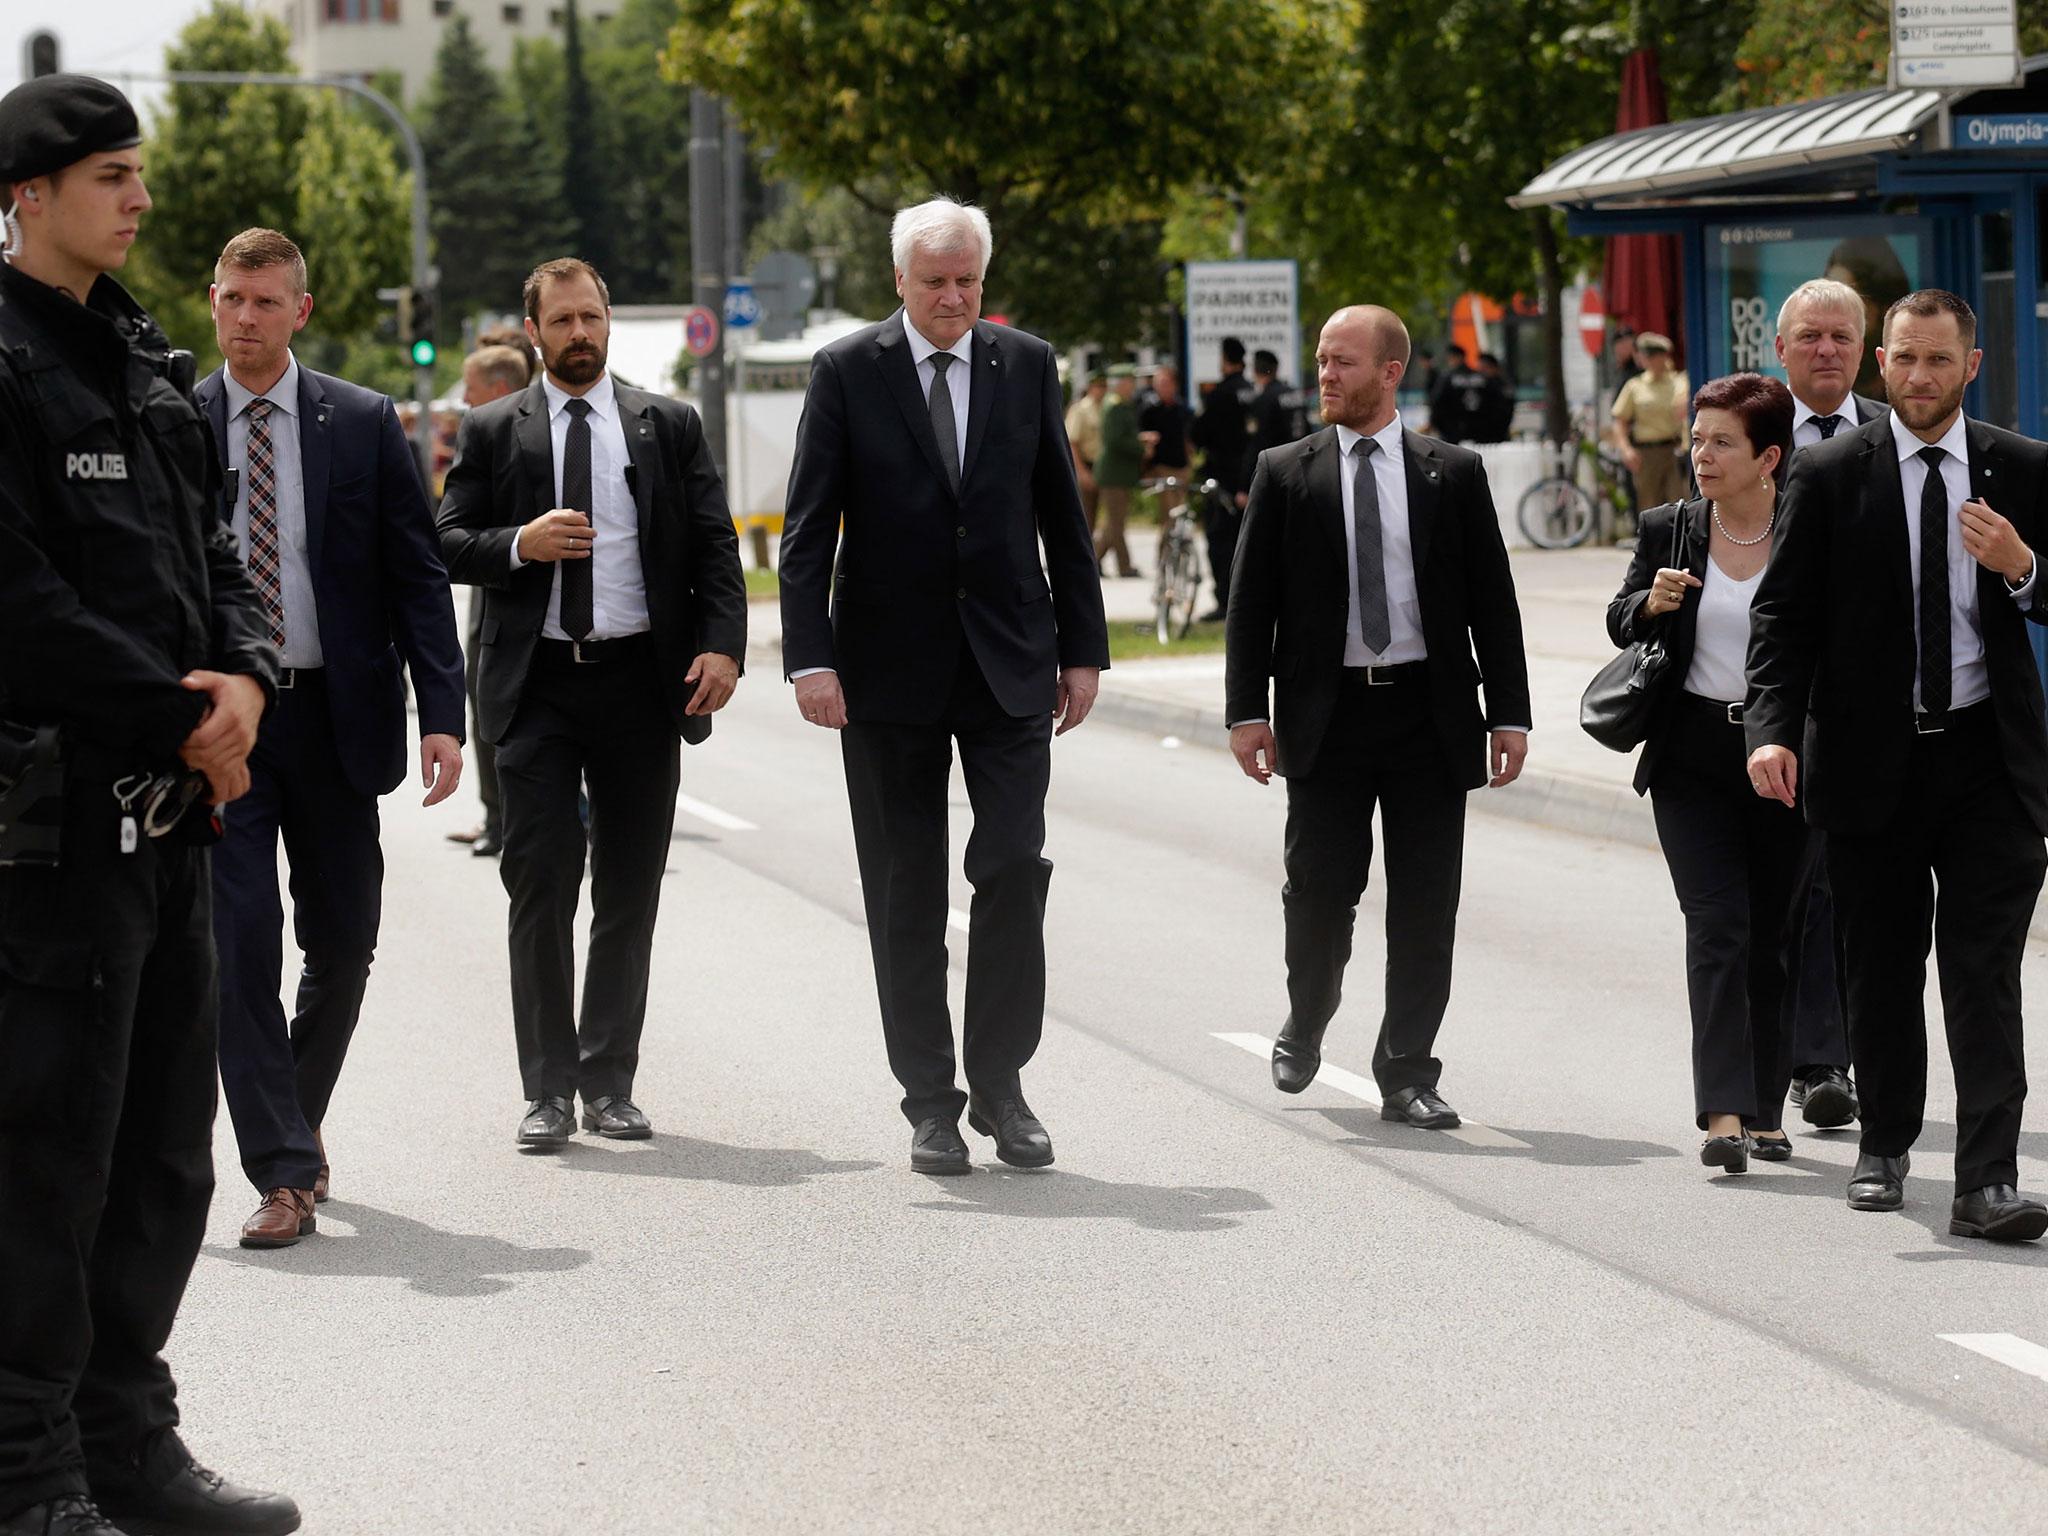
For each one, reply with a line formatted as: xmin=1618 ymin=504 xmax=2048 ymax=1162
xmin=23 ymin=32 xmax=60 ymax=80
xmin=407 ymin=287 xmax=437 ymax=368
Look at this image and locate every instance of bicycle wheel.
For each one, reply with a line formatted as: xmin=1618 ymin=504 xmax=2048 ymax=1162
xmin=1170 ymin=529 xmax=1203 ymax=638
xmin=1517 ymin=477 xmax=1597 ymax=549
xmin=1153 ymin=532 xmax=1180 ymax=644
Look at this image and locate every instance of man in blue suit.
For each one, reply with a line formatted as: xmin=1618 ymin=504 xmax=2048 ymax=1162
xmin=196 ymin=228 xmax=467 ymax=1248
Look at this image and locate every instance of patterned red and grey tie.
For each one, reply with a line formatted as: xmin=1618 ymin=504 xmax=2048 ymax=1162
xmin=245 ymin=398 xmax=286 ymax=651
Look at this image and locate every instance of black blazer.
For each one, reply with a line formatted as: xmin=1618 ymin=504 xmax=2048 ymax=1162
xmin=1606 ymin=497 xmax=1713 ymax=796
xmin=1745 ymin=414 xmax=2048 ymax=835
xmin=1224 ymin=426 xmax=1532 ymax=786
xmin=778 ymin=313 xmax=1109 ymax=723
xmin=197 ymin=364 xmax=466 ymax=797
xmin=434 ymin=376 xmax=748 ymax=746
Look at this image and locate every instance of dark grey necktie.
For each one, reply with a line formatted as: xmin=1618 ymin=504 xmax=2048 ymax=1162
xmin=1918 ymin=445 xmax=1951 ymax=715
xmin=560 ymin=397 xmax=594 ymax=641
xmin=1353 ymin=438 xmax=1391 ymax=655
xmin=1815 ymin=413 xmax=1843 ymax=440
xmin=928 ymin=351 xmax=961 ymax=493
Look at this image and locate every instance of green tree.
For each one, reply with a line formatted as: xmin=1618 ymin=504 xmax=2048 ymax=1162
xmin=1724 ymin=0 xmax=2048 ymax=108
xmin=559 ymin=0 xmax=617 ymax=282
xmin=419 ymin=14 xmax=570 ymax=338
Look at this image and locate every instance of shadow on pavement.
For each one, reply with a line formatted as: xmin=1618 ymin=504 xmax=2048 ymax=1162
xmin=1708 ymin=1167 xmax=2048 ymax=1265
xmin=552 ymin=1134 xmax=881 ymax=1186
xmin=202 ymin=1200 xmax=592 ymax=1297
xmin=911 ymin=1168 xmax=1271 ymax=1233
xmin=1302 ymin=1106 xmax=1681 ymax=1168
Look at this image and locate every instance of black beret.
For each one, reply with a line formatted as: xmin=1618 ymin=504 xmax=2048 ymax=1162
xmin=0 ymin=74 xmax=141 ymax=188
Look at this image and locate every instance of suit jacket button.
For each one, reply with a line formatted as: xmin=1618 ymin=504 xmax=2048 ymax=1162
xmin=956 ymin=526 xmax=966 ymax=538
xmin=957 ymin=587 xmax=967 ymax=599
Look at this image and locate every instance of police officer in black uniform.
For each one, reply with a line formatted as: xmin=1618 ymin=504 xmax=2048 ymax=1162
xmin=1189 ymin=336 xmax=1256 ymax=620
xmin=0 ymin=76 xmax=299 ymax=1536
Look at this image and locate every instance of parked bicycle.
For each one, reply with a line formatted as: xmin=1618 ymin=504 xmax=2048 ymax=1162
xmin=1516 ymin=405 xmax=1636 ymax=549
xmin=1139 ymin=475 xmax=1216 ymax=643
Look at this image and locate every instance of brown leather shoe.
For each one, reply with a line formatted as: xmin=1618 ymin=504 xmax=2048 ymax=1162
xmin=312 ymin=1130 xmax=329 ymax=1204
xmin=239 ymin=1189 xmax=316 ymax=1249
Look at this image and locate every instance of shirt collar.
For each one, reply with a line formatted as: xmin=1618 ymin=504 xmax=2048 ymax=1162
xmin=1890 ymin=407 xmax=1969 ymax=469
xmin=1334 ymin=415 xmax=1404 ymax=460
xmin=226 ymin=353 xmax=300 ymax=420
xmin=1791 ymin=392 xmax=1853 ymax=433
xmin=543 ymin=369 xmax=616 ymax=422
xmin=903 ymin=310 xmax=975 ymax=369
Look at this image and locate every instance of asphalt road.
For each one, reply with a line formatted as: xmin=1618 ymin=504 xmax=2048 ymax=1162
xmin=169 ymin=672 xmax=2048 ymax=1534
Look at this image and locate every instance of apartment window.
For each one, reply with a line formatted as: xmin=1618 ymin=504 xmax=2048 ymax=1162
xmin=503 ymin=4 xmax=523 ymax=22
xmin=325 ymin=0 xmax=401 ymax=19
xmin=434 ymin=0 xmax=453 ymax=14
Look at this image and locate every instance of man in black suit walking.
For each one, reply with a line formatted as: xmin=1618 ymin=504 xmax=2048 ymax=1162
xmin=438 ymin=258 xmax=747 ymax=1151
xmin=198 ymin=228 xmax=467 ymax=1249
xmin=780 ymin=197 xmax=1110 ymax=1174
xmin=1748 ymin=288 xmax=2048 ymax=1240
xmin=1771 ymin=276 xmax=1889 ymax=1131
xmin=1225 ymin=305 xmax=1531 ymax=1127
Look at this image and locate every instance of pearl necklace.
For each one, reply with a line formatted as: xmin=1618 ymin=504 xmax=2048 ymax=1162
xmin=1711 ymin=501 xmax=1774 ymax=547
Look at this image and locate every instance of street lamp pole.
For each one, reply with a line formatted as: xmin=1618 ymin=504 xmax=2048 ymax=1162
xmin=124 ymin=71 xmax=437 ymax=473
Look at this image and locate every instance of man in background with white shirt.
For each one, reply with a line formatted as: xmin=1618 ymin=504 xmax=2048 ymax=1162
xmin=437 ymin=258 xmax=747 ymax=1151
xmin=1225 ymin=305 xmax=1531 ymax=1128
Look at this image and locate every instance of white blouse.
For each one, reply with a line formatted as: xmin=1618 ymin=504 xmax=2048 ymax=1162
xmin=1681 ymin=560 xmax=1763 ymax=705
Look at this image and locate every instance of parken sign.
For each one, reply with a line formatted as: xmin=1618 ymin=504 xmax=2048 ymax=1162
xmin=1185 ymin=260 xmax=1301 ymax=393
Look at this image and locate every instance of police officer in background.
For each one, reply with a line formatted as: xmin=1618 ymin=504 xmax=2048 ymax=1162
xmin=0 ymin=77 xmax=299 ymax=1536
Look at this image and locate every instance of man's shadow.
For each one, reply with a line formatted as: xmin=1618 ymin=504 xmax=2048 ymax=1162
xmin=550 ymin=1134 xmax=880 ymax=1187
xmin=203 ymin=1200 xmax=592 ymax=1298
xmin=1708 ymin=1160 xmax=2048 ymax=1267
xmin=1302 ymin=1106 xmax=1682 ymax=1169
xmin=912 ymin=1169 xmax=1271 ymax=1233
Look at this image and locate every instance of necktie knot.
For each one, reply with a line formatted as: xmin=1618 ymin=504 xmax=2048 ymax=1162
xmin=1920 ymin=445 xmax=1946 ymax=470
xmin=929 ymin=351 xmax=954 ymax=376
xmin=246 ymin=399 xmax=273 ymax=424
xmin=564 ymin=397 xmax=592 ymax=420
xmin=1356 ymin=436 xmax=1379 ymax=460
xmin=1815 ymin=413 xmax=1841 ymax=439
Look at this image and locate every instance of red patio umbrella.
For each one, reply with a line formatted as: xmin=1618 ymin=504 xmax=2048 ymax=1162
xmin=1604 ymin=48 xmax=1683 ymax=364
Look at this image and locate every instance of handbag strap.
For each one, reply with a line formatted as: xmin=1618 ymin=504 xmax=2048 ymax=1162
xmin=1668 ymin=499 xmax=1687 ymax=570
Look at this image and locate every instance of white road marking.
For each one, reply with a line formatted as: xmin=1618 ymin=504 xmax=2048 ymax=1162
xmin=1212 ymin=1031 xmax=1530 ymax=1150
xmin=947 ymin=908 xmax=972 ymax=933
xmin=674 ymin=792 xmax=756 ymax=832
xmin=1940 ymin=1333 xmax=2048 ymax=1384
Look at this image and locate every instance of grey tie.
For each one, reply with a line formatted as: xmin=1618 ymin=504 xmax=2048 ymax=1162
xmin=928 ymin=351 xmax=962 ymax=493
xmin=1353 ymin=438 xmax=1391 ymax=655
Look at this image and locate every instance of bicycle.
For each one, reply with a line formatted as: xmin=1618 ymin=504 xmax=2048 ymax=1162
xmin=1140 ymin=474 xmax=1212 ymax=643
xmin=1516 ymin=406 xmax=1635 ymax=549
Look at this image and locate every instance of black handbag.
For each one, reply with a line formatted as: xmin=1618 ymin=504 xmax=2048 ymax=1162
xmin=1579 ymin=505 xmax=1688 ymax=753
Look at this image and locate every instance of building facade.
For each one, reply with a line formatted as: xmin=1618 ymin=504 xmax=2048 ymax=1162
xmin=254 ymin=0 xmax=617 ymax=104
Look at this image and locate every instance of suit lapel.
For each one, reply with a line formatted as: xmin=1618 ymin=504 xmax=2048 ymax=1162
xmin=1968 ymin=419 xmax=2006 ymax=614
xmin=1304 ymin=428 xmax=1344 ymax=560
xmin=1402 ymin=430 xmax=1441 ymax=575
xmin=514 ymin=378 xmax=555 ymax=519
xmin=198 ymin=371 xmax=232 ymax=519
xmin=297 ymin=366 xmax=331 ymax=582
xmin=1862 ymin=430 xmax=1912 ymax=616
xmin=960 ymin=323 xmax=999 ymax=489
xmin=614 ymin=383 xmax=661 ymax=550
xmin=875 ymin=311 xmax=954 ymax=493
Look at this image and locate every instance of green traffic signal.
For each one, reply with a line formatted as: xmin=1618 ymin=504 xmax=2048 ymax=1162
xmin=410 ymin=337 xmax=437 ymax=368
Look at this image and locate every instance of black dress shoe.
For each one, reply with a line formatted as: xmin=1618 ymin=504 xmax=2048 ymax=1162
xmin=0 ymin=1496 xmax=130 ymax=1535
xmin=1847 ymin=1151 xmax=1909 ymax=1211
xmin=1270 ymin=1021 xmax=1325 ymax=1094
xmin=581 ymin=1095 xmax=653 ymax=1139
xmin=1381 ymin=1085 xmax=1461 ymax=1129
xmin=1796 ymin=1066 xmax=1857 ymax=1128
xmin=967 ymin=1093 xmax=1054 ymax=1168
xmin=516 ymin=1095 xmax=575 ymax=1150
xmin=92 ymin=1434 xmax=300 ymax=1535
xmin=470 ymin=829 xmax=503 ymax=858
xmin=1749 ymin=1132 xmax=1792 ymax=1163
xmin=1700 ymin=1134 xmax=1749 ymax=1173
xmin=910 ymin=1116 xmax=970 ymax=1175
xmin=1950 ymin=1184 xmax=2048 ymax=1242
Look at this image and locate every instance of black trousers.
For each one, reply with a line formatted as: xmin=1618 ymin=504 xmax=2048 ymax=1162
xmin=0 ymin=783 xmax=217 ymax=1515
xmin=1649 ymin=696 xmax=1804 ymax=1130
xmin=842 ymin=651 xmax=1054 ymax=1126
xmin=212 ymin=674 xmax=381 ymax=1193
xmin=1784 ymin=835 xmax=1850 ymax=1075
xmin=466 ymin=591 xmax=500 ymax=838
xmin=1826 ymin=704 xmax=2045 ymax=1192
xmin=497 ymin=637 xmax=679 ymax=1103
xmin=1204 ymin=495 xmax=1242 ymax=613
xmin=1281 ymin=669 xmax=1466 ymax=1094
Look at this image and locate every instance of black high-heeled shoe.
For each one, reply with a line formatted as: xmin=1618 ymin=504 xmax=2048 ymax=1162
xmin=1749 ymin=1133 xmax=1792 ymax=1163
xmin=1700 ymin=1133 xmax=1749 ymax=1173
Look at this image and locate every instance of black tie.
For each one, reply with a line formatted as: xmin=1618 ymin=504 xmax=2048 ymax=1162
xmin=928 ymin=352 xmax=962 ymax=493
xmin=1353 ymin=438 xmax=1391 ymax=655
xmin=1918 ymin=445 xmax=1951 ymax=716
xmin=1815 ymin=413 xmax=1843 ymax=440
xmin=560 ymin=397 xmax=594 ymax=641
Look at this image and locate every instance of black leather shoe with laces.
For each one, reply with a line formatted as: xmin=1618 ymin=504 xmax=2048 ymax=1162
xmin=1950 ymin=1184 xmax=2048 ymax=1242
xmin=967 ymin=1093 xmax=1054 ymax=1168
xmin=910 ymin=1116 xmax=970 ymax=1174
xmin=581 ymin=1095 xmax=653 ymax=1139
xmin=516 ymin=1095 xmax=574 ymax=1150
xmin=0 ymin=1495 xmax=131 ymax=1535
xmin=1847 ymin=1151 xmax=1908 ymax=1211
xmin=91 ymin=1434 xmax=300 ymax=1535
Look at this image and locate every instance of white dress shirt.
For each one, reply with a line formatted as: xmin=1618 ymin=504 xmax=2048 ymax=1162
xmin=1334 ymin=418 xmax=1426 ymax=667
xmin=903 ymin=309 xmax=972 ymax=467
xmin=1893 ymin=410 xmax=2037 ymax=714
xmin=1682 ymin=560 xmax=1762 ymax=704
xmin=1791 ymin=393 xmax=1858 ymax=451
xmin=224 ymin=353 xmax=322 ymax=668
xmin=509 ymin=371 xmax=648 ymax=641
